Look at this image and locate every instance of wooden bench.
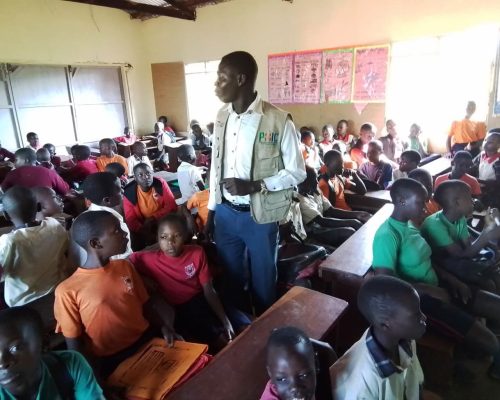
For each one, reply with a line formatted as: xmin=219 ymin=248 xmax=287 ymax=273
xmin=420 ymin=157 xmax=451 ymax=181
xmin=344 ymin=189 xmax=392 ymax=212
xmin=169 ymin=286 xmax=348 ymax=400
xmin=164 ymin=138 xmax=190 ymax=172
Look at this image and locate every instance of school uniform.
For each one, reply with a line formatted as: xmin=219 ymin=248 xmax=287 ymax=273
xmin=331 ymin=328 xmax=423 ymax=400
xmin=434 ymin=172 xmax=481 ymax=196
xmin=127 ymin=154 xmax=153 ymax=177
xmin=0 ymin=351 xmax=103 ymax=400
xmin=380 ymin=134 xmax=403 ymax=162
xmin=66 ymin=159 xmax=98 ymax=184
xmin=191 ymin=133 xmax=211 ymax=150
xmin=392 ymin=168 xmax=407 ymax=181
xmin=0 ymin=217 xmax=69 ymax=307
xmin=318 ymin=174 xmax=352 ymax=210
xmin=448 ymin=119 xmax=487 ymax=153
xmin=479 ymin=152 xmax=500 ymax=181
xmin=259 ymin=381 xmax=281 ymax=400
xmin=359 ymin=161 xmax=393 ymax=189
xmin=176 ymin=161 xmax=204 ymax=205
xmin=95 ymin=154 xmax=129 ymax=175
xmin=0 ymin=147 xmax=15 ymax=162
xmin=187 ymin=189 xmax=210 ymax=230
xmin=1 ymin=165 xmax=70 ymax=196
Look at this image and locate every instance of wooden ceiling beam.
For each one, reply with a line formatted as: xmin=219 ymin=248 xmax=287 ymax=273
xmin=162 ymin=0 xmax=193 ymax=13
xmin=65 ymin=0 xmax=196 ymax=20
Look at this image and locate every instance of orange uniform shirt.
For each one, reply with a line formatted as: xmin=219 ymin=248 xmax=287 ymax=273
xmin=96 ymin=154 xmax=129 ymax=175
xmin=137 ymin=187 xmax=161 ymax=219
xmin=448 ymin=119 xmax=487 ymax=145
xmin=318 ymin=175 xmax=352 ymax=210
xmin=54 ymin=259 xmax=149 ymax=357
xmin=187 ymin=190 xmax=210 ymax=230
xmin=434 ymin=173 xmax=481 ymax=196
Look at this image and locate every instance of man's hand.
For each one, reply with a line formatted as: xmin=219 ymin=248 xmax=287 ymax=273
xmin=448 ymin=278 xmax=472 ymax=304
xmin=223 ymin=319 xmax=235 ymax=342
xmin=204 ymin=210 xmax=215 ymax=242
xmin=221 ymin=178 xmax=260 ymax=196
xmin=354 ymin=211 xmax=371 ymax=223
xmin=161 ymin=325 xmax=183 ymax=348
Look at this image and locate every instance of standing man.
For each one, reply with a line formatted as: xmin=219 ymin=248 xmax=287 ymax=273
xmin=206 ymin=51 xmax=306 ymax=313
xmin=447 ymin=101 xmax=487 ymax=156
xmin=380 ymin=119 xmax=403 ymax=163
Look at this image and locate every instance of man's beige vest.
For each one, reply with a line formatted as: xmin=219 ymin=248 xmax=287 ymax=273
xmin=212 ymin=99 xmax=294 ymax=224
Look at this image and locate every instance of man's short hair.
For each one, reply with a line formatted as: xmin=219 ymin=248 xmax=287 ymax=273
xmin=401 ymin=150 xmax=421 ymax=165
xmin=74 ymin=145 xmax=91 ymax=161
xmin=99 ymin=138 xmax=117 ymax=150
xmin=177 ymin=144 xmax=196 ymax=163
xmin=158 ymin=213 xmax=189 ymax=236
xmin=453 ymin=150 xmax=473 ymax=162
xmin=71 ymin=210 xmax=115 ymax=249
xmin=105 ymin=162 xmax=126 ymax=178
xmin=220 ymin=51 xmax=258 ymax=86
xmin=360 ymin=123 xmax=373 ymax=131
xmin=133 ymin=162 xmax=152 ymax=175
xmin=434 ymin=179 xmax=470 ymax=208
xmin=26 ymin=132 xmax=37 ymax=140
xmin=82 ymin=172 xmax=119 ymax=204
xmin=323 ymin=149 xmax=342 ymax=164
xmin=408 ymin=168 xmax=432 ymax=186
xmin=368 ymin=140 xmax=383 ymax=152
xmin=0 ymin=307 xmax=44 ymax=340
xmin=15 ymin=148 xmax=37 ymax=164
xmin=266 ymin=326 xmax=313 ymax=354
xmin=390 ymin=178 xmax=427 ymax=203
xmin=358 ymin=275 xmax=416 ymax=325
xmin=2 ymin=186 xmax=38 ymax=221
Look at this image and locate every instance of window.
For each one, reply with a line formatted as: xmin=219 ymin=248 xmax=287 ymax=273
xmin=385 ymin=25 xmax=498 ymax=150
xmin=0 ymin=64 xmax=129 ymax=152
xmin=185 ymin=60 xmax=223 ymax=129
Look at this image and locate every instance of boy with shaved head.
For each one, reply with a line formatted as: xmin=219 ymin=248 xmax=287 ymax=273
xmin=331 ymin=275 xmax=426 ymax=400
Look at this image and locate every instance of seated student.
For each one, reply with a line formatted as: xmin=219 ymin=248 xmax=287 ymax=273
xmin=1 ymin=148 xmax=70 ymax=196
xmin=190 ymin=120 xmax=211 ymax=151
xmin=331 ymin=275 xmax=426 ymax=400
xmin=105 ymin=161 xmax=128 ymax=188
xmin=158 ymin=115 xmax=176 ymax=137
xmin=130 ymin=214 xmax=235 ymax=349
xmin=0 ymin=187 xmax=68 ymax=318
xmin=82 ymin=172 xmax=132 ymax=259
xmin=359 ymin=140 xmax=393 ymax=189
xmin=63 ymin=144 xmax=98 ymax=185
xmin=0 ymin=142 xmax=15 ymax=164
xmin=407 ymin=168 xmax=440 ymax=223
xmin=25 ymin=131 xmax=41 ymax=151
xmin=36 ymin=147 xmax=54 ymax=169
xmin=127 ymin=141 xmax=153 ymax=177
xmin=392 ymin=149 xmax=421 ymax=181
xmin=176 ymin=144 xmax=205 ymax=205
xmin=380 ymin=119 xmax=403 ymax=162
xmin=0 ymin=307 xmax=104 ymax=400
xmin=350 ymin=123 xmax=375 ymax=167
xmin=55 ymin=211 xmax=176 ymax=376
xmin=335 ymin=119 xmax=354 ymax=148
xmin=32 ymin=186 xmax=69 ymax=228
xmin=318 ymin=149 xmax=367 ymax=211
xmin=300 ymin=130 xmax=322 ymax=170
xmin=186 ymin=189 xmax=210 ymax=234
xmin=318 ymin=124 xmax=334 ymax=158
xmin=297 ymin=166 xmax=369 ymax=247
xmin=421 ymin=180 xmax=500 ymax=291
xmin=435 ymin=150 xmax=481 ymax=196
xmin=404 ymin=123 xmax=429 ymax=158
xmin=95 ymin=138 xmax=129 ymax=175
xmin=476 ymin=130 xmax=500 ymax=209
xmin=114 ymin=126 xmax=137 ymax=145
xmin=43 ymin=143 xmax=62 ymax=168
xmin=262 ymin=326 xmax=337 ymax=400
xmin=372 ymin=178 xmax=500 ymax=379
xmin=123 ymin=163 xmax=177 ymax=242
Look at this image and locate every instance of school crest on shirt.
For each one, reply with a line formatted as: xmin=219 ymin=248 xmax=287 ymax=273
xmin=184 ymin=263 xmax=196 ymax=279
xmin=258 ymin=131 xmax=279 ymax=145
xmin=121 ymin=275 xmax=134 ymax=293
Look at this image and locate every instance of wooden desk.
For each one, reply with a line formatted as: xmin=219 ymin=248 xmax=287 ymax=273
xmin=169 ymin=287 xmax=348 ymax=400
xmin=165 ymin=138 xmax=190 ymax=172
xmin=319 ymin=203 xmax=394 ymax=282
xmin=420 ymin=157 xmax=451 ymax=180
xmin=345 ymin=190 xmax=391 ymax=212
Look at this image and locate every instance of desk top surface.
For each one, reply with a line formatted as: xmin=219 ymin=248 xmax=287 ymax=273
xmin=168 ymin=286 xmax=348 ymax=400
xmin=319 ymin=203 xmax=394 ymax=278
xmin=420 ymin=157 xmax=451 ymax=178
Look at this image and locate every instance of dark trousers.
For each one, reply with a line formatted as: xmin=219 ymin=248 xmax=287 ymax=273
xmin=215 ymin=203 xmax=279 ymax=314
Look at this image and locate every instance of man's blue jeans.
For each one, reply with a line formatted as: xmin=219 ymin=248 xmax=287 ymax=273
xmin=214 ymin=203 xmax=279 ymax=313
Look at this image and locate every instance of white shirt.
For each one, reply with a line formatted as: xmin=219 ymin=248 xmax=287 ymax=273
xmin=479 ymin=152 xmax=499 ymax=181
xmin=331 ymin=329 xmax=424 ymax=400
xmin=0 ymin=217 xmax=69 ymax=306
xmin=127 ymin=155 xmax=153 ymax=177
xmin=296 ymin=192 xmax=332 ymax=225
xmin=208 ymin=94 xmax=306 ymax=210
xmin=176 ymin=161 xmax=204 ymax=205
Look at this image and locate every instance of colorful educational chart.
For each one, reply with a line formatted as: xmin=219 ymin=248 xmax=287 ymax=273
xmin=292 ymin=51 xmax=322 ymax=104
xmin=352 ymin=46 xmax=390 ymax=102
xmin=321 ymin=49 xmax=354 ymax=103
xmin=268 ymin=53 xmax=294 ymax=104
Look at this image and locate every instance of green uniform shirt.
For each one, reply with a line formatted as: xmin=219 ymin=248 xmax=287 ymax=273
xmin=420 ymin=211 xmax=469 ymax=255
xmin=372 ymin=217 xmax=438 ymax=286
xmin=0 ymin=351 xmax=103 ymax=400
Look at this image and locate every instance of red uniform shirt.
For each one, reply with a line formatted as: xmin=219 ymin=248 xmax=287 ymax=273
xmin=1 ymin=165 xmax=69 ymax=195
xmin=67 ymin=159 xmax=99 ymax=183
xmin=129 ymin=245 xmax=211 ymax=305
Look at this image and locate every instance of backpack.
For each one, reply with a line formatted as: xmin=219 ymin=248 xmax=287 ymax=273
xmin=42 ymin=353 xmax=75 ymax=400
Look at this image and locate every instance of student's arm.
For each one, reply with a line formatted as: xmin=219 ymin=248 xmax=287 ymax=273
xmin=311 ymin=215 xmax=362 ymax=230
xmin=154 ymin=178 xmax=177 ymax=218
xmin=144 ymin=294 xmax=178 ymax=347
xmin=446 ymin=136 xmax=452 ymax=154
xmin=203 ymin=280 xmax=235 ymax=340
xmin=381 ymin=164 xmax=393 ymax=189
xmin=122 ymin=196 xmax=144 ymax=233
xmin=348 ymin=171 xmax=367 ymax=195
xmin=441 ymin=224 xmax=500 ymax=259
xmin=323 ymin=207 xmax=371 ymax=224
xmin=432 ymin=263 xmax=471 ymax=304
xmin=52 ymin=170 xmax=71 ymax=196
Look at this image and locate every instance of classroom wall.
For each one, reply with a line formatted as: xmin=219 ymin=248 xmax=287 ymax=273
xmin=0 ymin=0 xmax=156 ymax=137
xmin=141 ymin=0 xmax=500 ymax=138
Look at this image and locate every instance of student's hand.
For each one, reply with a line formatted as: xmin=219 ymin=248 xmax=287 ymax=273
xmin=347 ymin=219 xmax=363 ymax=230
xmin=221 ymin=178 xmax=260 ymax=196
xmin=354 ymin=211 xmax=371 ymax=223
xmin=161 ymin=325 xmax=183 ymax=348
xmin=448 ymin=279 xmax=472 ymax=304
xmin=204 ymin=210 xmax=215 ymax=242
